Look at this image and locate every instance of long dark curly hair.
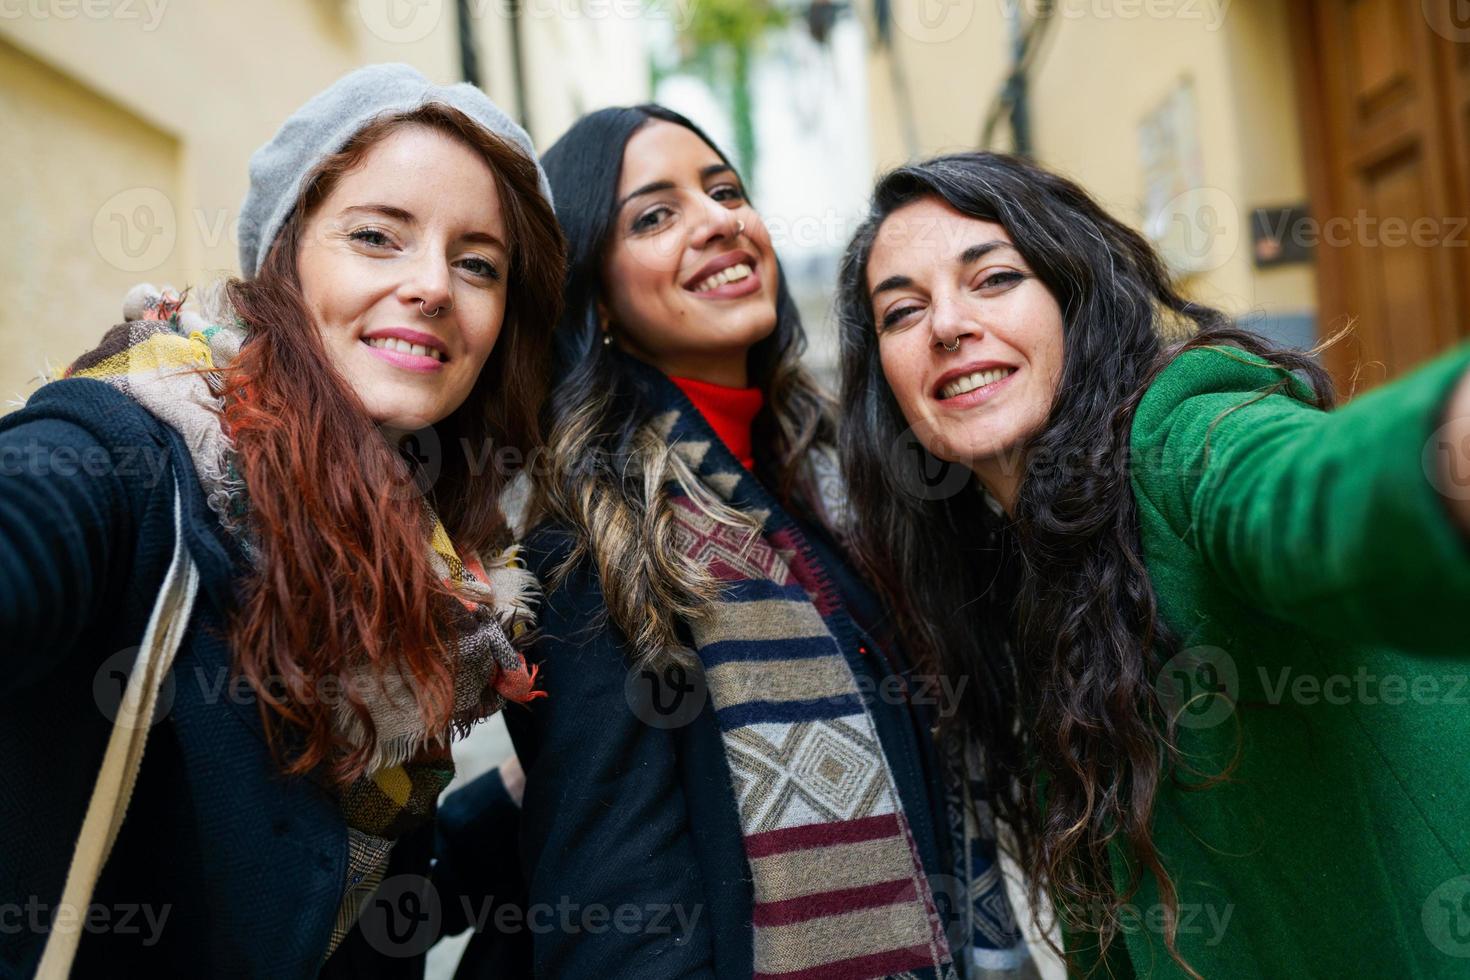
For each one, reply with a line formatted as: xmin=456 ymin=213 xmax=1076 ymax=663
xmin=835 ymin=152 xmax=1334 ymax=974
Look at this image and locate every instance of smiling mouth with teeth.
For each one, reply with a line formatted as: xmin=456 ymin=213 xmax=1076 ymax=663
xmin=364 ymin=337 xmax=448 ymax=363
xmin=693 ymin=262 xmax=753 ymax=292
xmin=940 ymin=366 xmax=1015 ymax=400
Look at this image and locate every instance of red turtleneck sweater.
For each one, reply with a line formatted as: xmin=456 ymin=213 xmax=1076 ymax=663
xmin=670 ymin=375 xmax=764 ymax=471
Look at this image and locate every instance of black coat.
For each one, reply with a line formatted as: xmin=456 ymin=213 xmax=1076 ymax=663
xmin=444 ymin=508 xmax=953 ymax=979
xmin=0 ymin=379 xmax=435 ymax=979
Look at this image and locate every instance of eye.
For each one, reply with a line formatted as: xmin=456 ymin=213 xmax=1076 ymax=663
xmin=976 ymin=269 xmax=1024 ymax=291
xmin=710 ymin=183 xmax=745 ymax=205
xmin=458 ymin=255 xmax=502 ymax=281
xmin=881 ymin=305 xmax=921 ymax=330
xmin=632 ymin=205 xmax=673 ymax=233
xmin=348 ymin=226 xmax=395 ymax=249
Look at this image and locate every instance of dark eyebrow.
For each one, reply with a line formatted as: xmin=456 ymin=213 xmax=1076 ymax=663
xmin=960 ymin=240 xmax=1016 ymax=264
xmin=616 ymin=163 xmax=740 ymax=214
xmin=871 ymin=240 xmax=1018 ymax=301
xmin=616 ymin=181 xmax=673 ymax=213
xmin=341 ymin=203 xmax=505 ymax=251
xmin=870 ymin=274 xmax=913 ymax=300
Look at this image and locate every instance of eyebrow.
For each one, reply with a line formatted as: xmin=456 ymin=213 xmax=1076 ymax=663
xmin=869 ymin=240 xmax=1017 ymax=300
xmin=340 ymin=203 xmax=506 ymax=251
xmin=960 ymin=240 xmax=1015 ymax=264
xmin=342 ymin=203 xmax=413 ymax=223
xmin=616 ymin=163 xmax=736 ymax=213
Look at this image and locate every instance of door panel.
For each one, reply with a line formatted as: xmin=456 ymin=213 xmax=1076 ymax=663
xmin=1293 ymin=0 xmax=1470 ymax=391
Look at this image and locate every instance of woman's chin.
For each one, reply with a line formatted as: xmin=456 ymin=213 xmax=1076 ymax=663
xmin=916 ymin=423 xmax=1024 ymax=474
xmin=681 ymin=292 xmax=777 ymax=341
xmin=363 ymin=395 xmax=451 ymax=432
xmin=723 ymin=307 xmax=779 ymax=349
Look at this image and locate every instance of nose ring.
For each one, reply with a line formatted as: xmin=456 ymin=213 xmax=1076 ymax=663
xmin=735 ymin=219 xmax=746 ymax=235
xmin=420 ymin=299 xmax=452 ymax=318
xmin=942 ymin=338 xmax=960 ymax=352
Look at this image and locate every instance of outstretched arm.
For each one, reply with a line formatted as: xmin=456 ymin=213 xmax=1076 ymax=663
xmin=1133 ymin=344 xmax=1470 ymax=656
xmin=0 ymin=381 xmax=154 ymax=697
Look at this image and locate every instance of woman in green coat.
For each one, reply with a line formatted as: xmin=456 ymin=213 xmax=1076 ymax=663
xmin=833 ymin=152 xmax=1470 ymax=978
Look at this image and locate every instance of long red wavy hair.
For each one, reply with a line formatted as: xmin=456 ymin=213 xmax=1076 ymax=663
xmin=221 ymin=104 xmax=565 ymax=785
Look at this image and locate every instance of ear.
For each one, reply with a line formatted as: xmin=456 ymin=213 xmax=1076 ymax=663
xmin=595 ymin=300 xmax=611 ymax=332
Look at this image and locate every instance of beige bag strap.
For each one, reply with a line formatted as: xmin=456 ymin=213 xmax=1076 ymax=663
xmin=36 ymin=482 xmax=199 ymax=978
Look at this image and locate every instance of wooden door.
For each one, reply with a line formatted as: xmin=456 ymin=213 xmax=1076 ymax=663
xmin=1291 ymin=0 xmax=1470 ymax=392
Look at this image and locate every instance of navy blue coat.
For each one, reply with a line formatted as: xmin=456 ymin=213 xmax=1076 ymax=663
xmin=0 ymin=379 xmax=435 ymax=979
xmin=445 ymin=500 xmax=953 ymax=978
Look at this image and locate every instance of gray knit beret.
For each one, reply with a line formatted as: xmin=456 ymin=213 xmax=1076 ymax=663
xmin=239 ymin=62 xmax=552 ymax=278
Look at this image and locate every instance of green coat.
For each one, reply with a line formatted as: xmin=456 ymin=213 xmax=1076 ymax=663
xmin=1078 ymin=344 xmax=1470 ymax=978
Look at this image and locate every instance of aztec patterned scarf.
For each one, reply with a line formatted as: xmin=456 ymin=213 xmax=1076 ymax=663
xmin=637 ymin=366 xmax=1032 ymax=979
xmin=62 ymin=285 xmax=542 ymax=954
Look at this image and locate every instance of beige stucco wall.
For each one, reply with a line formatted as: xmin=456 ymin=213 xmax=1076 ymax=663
xmin=0 ymin=1 xmax=648 ymax=408
xmin=862 ymin=0 xmax=1317 ymax=328
xmin=1219 ymin=0 xmax=1316 ymax=318
xmin=492 ymin=0 xmax=656 ymax=148
xmin=862 ymin=0 xmax=1011 ymax=172
xmin=0 ymin=2 xmax=381 ymax=285
xmin=0 ymin=37 xmax=184 ymax=402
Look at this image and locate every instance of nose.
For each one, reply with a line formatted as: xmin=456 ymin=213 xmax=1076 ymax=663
xmin=929 ymin=291 xmax=983 ymax=353
xmin=690 ymin=197 xmax=746 ymax=251
xmin=398 ymin=248 xmax=454 ymax=319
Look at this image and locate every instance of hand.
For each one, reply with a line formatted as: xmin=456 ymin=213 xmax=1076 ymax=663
xmin=1439 ymin=367 xmax=1470 ymax=536
xmin=498 ymin=752 xmax=525 ymax=808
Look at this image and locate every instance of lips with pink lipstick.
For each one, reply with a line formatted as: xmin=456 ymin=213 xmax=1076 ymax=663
xmin=362 ymin=327 xmax=450 ymax=373
xmin=683 ymin=249 xmax=761 ymax=300
xmin=933 ymin=361 xmax=1018 ymax=407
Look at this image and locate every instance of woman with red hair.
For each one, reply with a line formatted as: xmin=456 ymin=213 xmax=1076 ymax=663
xmin=0 ymin=64 xmax=564 ymax=978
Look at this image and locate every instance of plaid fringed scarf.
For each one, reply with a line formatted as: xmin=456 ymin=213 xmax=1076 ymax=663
xmin=639 ymin=367 xmax=1032 ymax=979
xmin=62 ymin=285 xmax=543 ymax=956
